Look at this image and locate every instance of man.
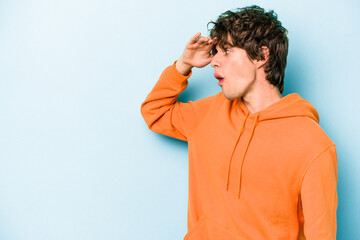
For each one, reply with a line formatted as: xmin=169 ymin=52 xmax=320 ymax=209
xmin=141 ymin=5 xmax=337 ymax=240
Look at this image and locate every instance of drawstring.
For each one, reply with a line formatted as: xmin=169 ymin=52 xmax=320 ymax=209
xmin=238 ymin=113 xmax=259 ymax=199
xmin=226 ymin=112 xmax=249 ymax=191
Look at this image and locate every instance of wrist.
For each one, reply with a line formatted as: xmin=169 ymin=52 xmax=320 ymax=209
xmin=176 ymin=57 xmax=192 ymax=76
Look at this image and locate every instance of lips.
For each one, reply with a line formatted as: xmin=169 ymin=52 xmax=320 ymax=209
xmin=214 ymin=73 xmax=224 ymax=86
xmin=214 ymin=73 xmax=224 ymax=81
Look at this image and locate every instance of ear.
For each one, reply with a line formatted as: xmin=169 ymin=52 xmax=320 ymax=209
xmin=255 ymin=46 xmax=269 ymax=69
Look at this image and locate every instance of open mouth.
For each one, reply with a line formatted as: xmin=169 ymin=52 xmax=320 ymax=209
xmin=214 ymin=73 xmax=224 ymax=86
xmin=218 ymin=78 xmax=224 ymax=86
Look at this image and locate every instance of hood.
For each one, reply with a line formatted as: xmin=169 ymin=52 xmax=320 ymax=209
xmin=225 ymin=93 xmax=319 ymax=199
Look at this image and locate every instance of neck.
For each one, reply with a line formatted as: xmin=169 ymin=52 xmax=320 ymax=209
xmin=241 ymin=84 xmax=283 ymax=114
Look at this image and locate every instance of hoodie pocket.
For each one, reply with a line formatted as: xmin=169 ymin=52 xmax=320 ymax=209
xmin=183 ymin=215 xmax=242 ymax=240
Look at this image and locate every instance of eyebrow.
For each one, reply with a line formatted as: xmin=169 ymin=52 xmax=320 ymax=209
xmin=220 ymin=41 xmax=234 ymax=48
xmin=213 ymin=40 xmax=234 ymax=52
xmin=223 ymin=43 xmax=233 ymax=48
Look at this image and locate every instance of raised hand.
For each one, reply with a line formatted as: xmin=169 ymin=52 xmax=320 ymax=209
xmin=176 ymin=32 xmax=218 ymax=75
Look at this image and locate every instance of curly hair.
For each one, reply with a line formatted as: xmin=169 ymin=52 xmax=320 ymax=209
xmin=208 ymin=5 xmax=288 ymax=93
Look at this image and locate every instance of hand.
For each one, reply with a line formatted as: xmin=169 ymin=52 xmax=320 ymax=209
xmin=176 ymin=32 xmax=218 ymax=75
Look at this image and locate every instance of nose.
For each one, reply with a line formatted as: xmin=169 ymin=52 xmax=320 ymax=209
xmin=210 ymin=53 xmax=220 ymax=68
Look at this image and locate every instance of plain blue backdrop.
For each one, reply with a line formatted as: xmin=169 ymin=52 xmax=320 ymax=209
xmin=0 ymin=0 xmax=359 ymax=239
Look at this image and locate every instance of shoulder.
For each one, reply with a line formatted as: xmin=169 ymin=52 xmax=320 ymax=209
xmin=287 ymin=117 xmax=335 ymax=161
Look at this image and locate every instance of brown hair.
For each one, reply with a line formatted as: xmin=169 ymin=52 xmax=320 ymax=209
xmin=208 ymin=5 xmax=288 ymax=93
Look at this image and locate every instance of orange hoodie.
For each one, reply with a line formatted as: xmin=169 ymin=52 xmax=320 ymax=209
xmin=141 ymin=62 xmax=338 ymax=240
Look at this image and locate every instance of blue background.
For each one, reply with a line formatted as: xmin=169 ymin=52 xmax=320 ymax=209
xmin=0 ymin=0 xmax=358 ymax=239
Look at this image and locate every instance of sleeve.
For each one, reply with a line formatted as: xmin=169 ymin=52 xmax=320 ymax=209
xmin=300 ymin=144 xmax=338 ymax=239
xmin=140 ymin=61 xmax=218 ymax=141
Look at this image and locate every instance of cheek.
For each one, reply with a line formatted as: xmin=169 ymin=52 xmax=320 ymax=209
xmin=226 ymin=58 xmax=256 ymax=82
xmin=240 ymin=61 xmax=256 ymax=79
xmin=232 ymin=62 xmax=252 ymax=79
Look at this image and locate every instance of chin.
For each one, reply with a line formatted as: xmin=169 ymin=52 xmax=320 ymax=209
xmin=222 ymin=91 xmax=242 ymax=101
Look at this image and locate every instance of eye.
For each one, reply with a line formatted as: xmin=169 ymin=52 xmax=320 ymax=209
xmin=225 ymin=49 xmax=231 ymax=54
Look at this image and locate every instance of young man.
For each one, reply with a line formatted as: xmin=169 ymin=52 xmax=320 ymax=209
xmin=141 ymin=5 xmax=337 ymax=240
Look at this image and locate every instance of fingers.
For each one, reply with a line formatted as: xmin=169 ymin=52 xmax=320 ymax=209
xmin=190 ymin=33 xmax=218 ymax=45
xmin=189 ymin=32 xmax=202 ymax=44
xmin=197 ymin=36 xmax=211 ymax=45
xmin=210 ymin=37 xmax=218 ymax=44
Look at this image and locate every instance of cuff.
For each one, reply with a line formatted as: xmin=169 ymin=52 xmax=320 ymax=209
xmin=161 ymin=60 xmax=193 ymax=90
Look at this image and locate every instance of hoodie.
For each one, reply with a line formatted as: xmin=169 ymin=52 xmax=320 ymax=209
xmin=140 ymin=62 xmax=338 ymax=240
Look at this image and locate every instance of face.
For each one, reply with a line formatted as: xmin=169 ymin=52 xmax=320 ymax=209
xmin=211 ymin=42 xmax=258 ymax=101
